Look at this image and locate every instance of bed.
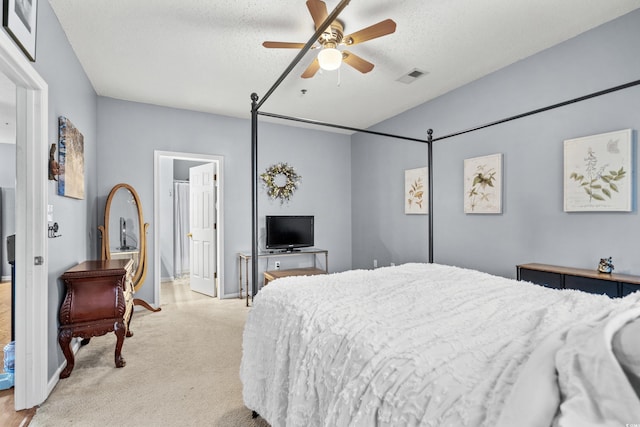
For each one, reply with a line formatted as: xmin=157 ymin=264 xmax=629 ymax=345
xmin=240 ymin=263 xmax=640 ymax=426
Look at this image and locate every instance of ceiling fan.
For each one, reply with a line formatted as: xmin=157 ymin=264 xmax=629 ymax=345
xmin=262 ymin=0 xmax=396 ymax=79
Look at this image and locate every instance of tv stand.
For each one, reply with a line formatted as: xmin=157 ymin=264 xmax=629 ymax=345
xmin=238 ymin=248 xmax=328 ymax=306
xmin=263 ymin=267 xmax=326 ymax=285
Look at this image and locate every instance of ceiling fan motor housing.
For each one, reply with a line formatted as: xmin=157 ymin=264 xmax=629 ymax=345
xmin=320 ymin=21 xmax=344 ymax=46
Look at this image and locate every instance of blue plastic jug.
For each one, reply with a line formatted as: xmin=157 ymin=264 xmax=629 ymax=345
xmin=3 ymin=341 xmax=15 ymax=374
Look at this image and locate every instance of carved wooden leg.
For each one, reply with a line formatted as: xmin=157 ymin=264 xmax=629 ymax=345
xmin=58 ymin=329 xmax=75 ymax=379
xmin=134 ymin=298 xmax=161 ymax=312
xmin=113 ymin=322 xmax=127 ymax=368
xmin=126 ymin=312 xmax=134 ymax=338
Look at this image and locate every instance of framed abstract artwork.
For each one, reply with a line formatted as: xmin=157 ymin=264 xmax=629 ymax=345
xmin=404 ymin=167 xmax=428 ymax=214
xmin=57 ymin=116 xmax=85 ymax=199
xmin=3 ymin=0 xmax=38 ymax=61
xmin=564 ymin=129 xmax=633 ymax=212
xmin=464 ymin=153 xmax=502 ymax=214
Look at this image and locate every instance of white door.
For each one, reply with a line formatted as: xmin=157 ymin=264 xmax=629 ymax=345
xmin=189 ymin=163 xmax=217 ymax=297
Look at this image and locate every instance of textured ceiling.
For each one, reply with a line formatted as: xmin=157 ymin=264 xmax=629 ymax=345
xmin=42 ymin=0 xmax=640 ymax=132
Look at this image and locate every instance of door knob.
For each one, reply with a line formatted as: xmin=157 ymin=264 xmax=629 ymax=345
xmin=187 ymin=233 xmax=192 ymax=239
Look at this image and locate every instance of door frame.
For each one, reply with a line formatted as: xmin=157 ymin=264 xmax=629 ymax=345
xmin=0 ymin=32 xmax=49 ymax=408
xmin=153 ymin=151 xmax=225 ymax=302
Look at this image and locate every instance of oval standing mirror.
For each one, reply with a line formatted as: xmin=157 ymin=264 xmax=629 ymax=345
xmin=98 ymin=183 xmax=160 ymax=312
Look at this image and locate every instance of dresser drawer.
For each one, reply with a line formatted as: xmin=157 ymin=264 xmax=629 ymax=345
xmin=564 ymin=275 xmax=618 ymax=297
xmin=519 ymin=269 xmax=563 ymax=289
xmin=622 ymin=283 xmax=640 ymax=296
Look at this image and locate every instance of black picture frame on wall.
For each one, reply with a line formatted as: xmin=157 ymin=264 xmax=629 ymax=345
xmin=3 ymin=0 xmax=37 ymax=61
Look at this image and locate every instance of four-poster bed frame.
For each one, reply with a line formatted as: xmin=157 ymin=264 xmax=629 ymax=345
xmin=243 ymin=3 xmax=640 ymax=423
xmin=249 ymin=0 xmax=640 ymax=302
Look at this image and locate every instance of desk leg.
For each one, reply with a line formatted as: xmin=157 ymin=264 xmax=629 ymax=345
xmin=114 ymin=321 xmax=127 ymax=368
xmin=126 ymin=311 xmax=134 ymax=338
xmin=58 ymin=329 xmax=74 ymax=379
xmin=245 ymin=259 xmax=250 ymax=307
xmin=239 ymin=257 xmax=243 ymax=299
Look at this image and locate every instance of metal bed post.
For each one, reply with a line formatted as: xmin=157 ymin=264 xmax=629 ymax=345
xmin=250 ymin=93 xmax=259 ymax=302
xmin=249 ymin=0 xmax=353 ymax=303
xmin=427 ymin=129 xmax=433 ymax=263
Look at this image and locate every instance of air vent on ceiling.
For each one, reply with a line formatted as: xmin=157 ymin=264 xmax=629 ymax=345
xmin=396 ymin=68 xmax=428 ymax=84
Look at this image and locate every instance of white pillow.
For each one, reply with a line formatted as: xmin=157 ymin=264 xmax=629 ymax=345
xmin=495 ymin=331 xmax=563 ymax=427
xmin=612 ymin=316 xmax=640 ymax=395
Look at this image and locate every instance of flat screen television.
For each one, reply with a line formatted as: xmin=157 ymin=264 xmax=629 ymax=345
xmin=265 ymin=215 xmax=314 ymax=252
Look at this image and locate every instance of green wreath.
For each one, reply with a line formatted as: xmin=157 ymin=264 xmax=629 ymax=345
xmin=260 ymin=163 xmax=301 ymax=203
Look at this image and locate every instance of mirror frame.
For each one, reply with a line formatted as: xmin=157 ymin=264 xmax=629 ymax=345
xmin=98 ymin=183 xmax=148 ymax=292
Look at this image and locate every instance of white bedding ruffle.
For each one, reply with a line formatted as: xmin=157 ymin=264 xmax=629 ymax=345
xmin=240 ymin=263 xmax=640 ymax=427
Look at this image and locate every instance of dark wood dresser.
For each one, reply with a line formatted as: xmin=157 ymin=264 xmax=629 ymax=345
xmin=58 ymin=259 xmax=134 ymax=379
xmin=517 ymin=263 xmax=640 ymax=298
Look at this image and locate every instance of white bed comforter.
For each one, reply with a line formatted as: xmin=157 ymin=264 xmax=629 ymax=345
xmin=240 ymin=263 xmax=640 ymax=427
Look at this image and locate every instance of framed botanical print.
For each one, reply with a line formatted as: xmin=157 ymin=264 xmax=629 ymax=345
xmin=405 ymin=167 xmax=428 ymax=214
xmin=564 ymin=129 xmax=633 ymax=212
xmin=464 ymin=153 xmax=502 ymax=214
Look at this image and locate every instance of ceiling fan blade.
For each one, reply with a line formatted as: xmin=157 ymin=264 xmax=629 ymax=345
xmin=306 ymin=0 xmax=329 ymax=30
xmin=301 ymin=58 xmax=321 ymax=79
xmin=262 ymin=41 xmax=307 ymax=49
xmin=343 ymin=19 xmax=396 ymax=46
xmin=342 ymin=51 xmax=374 ymax=74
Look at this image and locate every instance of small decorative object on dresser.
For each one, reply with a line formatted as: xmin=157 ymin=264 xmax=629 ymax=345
xmin=598 ymin=257 xmax=614 ymax=274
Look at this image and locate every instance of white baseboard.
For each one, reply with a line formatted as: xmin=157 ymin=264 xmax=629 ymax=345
xmin=224 ymin=292 xmax=241 ymax=299
xmin=48 ymin=338 xmax=82 ymax=397
xmin=1 ymin=275 xmax=10 ymax=282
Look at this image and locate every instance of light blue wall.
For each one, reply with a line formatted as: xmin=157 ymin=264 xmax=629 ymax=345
xmin=352 ymin=10 xmax=640 ymax=278
xmin=32 ymin=1 xmax=98 ymax=377
xmin=159 ymin=156 xmax=173 ymax=280
xmin=0 ymin=143 xmax=15 ymax=277
xmin=0 ymin=188 xmax=15 ymax=278
xmin=96 ymin=98 xmax=352 ymax=300
xmin=0 ymin=143 xmax=15 ymax=186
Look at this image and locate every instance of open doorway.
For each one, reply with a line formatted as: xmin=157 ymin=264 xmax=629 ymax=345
xmin=0 ymin=33 xmax=49 ymax=410
xmin=0 ymin=70 xmax=16 ymax=403
xmin=153 ymin=151 xmax=225 ymax=305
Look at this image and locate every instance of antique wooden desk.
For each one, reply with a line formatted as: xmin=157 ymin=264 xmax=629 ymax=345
xmin=58 ymin=259 xmax=134 ymax=379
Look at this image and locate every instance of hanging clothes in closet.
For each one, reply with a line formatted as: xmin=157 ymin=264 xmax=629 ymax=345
xmin=173 ymin=181 xmax=190 ymax=278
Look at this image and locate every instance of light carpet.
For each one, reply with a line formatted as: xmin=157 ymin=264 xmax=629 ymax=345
xmin=30 ymin=281 xmax=270 ymax=427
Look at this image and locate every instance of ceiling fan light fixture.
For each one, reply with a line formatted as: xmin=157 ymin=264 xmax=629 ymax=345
xmin=317 ymin=47 xmax=342 ymax=71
